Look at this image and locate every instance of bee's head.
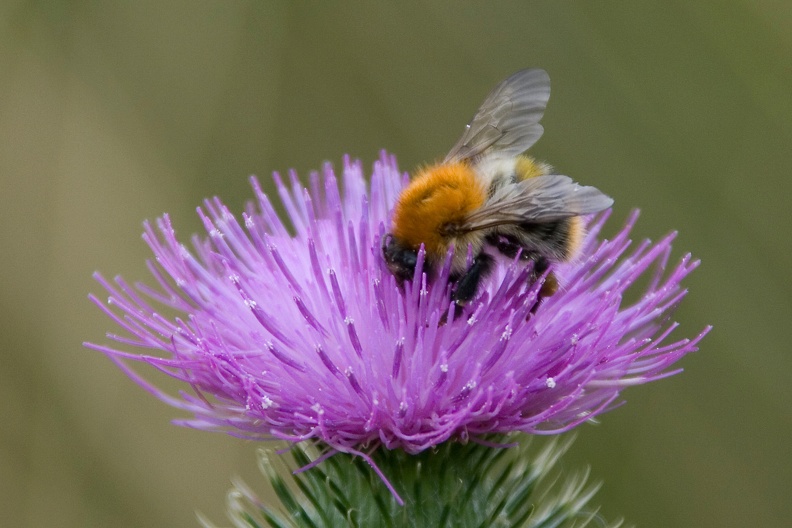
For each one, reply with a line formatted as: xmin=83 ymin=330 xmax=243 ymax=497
xmin=382 ymin=234 xmax=418 ymax=283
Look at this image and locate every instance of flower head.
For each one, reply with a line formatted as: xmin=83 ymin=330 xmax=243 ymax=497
xmin=88 ymin=152 xmax=707 ymax=458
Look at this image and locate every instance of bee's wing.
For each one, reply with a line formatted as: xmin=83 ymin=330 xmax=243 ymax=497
xmin=443 ymin=68 xmax=551 ymax=164
xmin=460 ymin=175 xmax=613 ymax=231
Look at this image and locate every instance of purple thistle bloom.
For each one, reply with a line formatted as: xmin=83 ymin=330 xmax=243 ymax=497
xmin=87 ymin=151 xmax=707 ymax=464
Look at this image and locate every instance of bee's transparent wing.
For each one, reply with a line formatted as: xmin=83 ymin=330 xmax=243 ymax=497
xmin=460 ymin=175 xmax=613 ymax=231
xmin=443 ymin=68 xmax=551 ymax=164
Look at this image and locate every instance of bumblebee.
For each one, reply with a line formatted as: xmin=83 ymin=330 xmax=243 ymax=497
xmin=382 ymin=69 xmax=613 ymax=314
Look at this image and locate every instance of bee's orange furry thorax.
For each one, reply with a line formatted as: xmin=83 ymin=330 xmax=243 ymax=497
xmin=391 ymin=162 xmax=486 ymax=258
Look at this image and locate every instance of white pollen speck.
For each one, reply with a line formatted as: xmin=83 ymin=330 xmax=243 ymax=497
xmin=570 ymin=334 xmax=579 ymax=345
xmin=546 ymin=377 xmax=556 ymax=388
xmin=311 ymin=403 xmax=324 ymax=415
xmin=261 ymin=396 xmax=274 ymax=409
xmin=465 ymin=381 xmax=477 ymax=390
xmin=244 ymin=299 xmax=257 ymax=308
xmin=373 ymin=278 xmax=380 ymax=286
xmin=440 ymin=364 xmax=449 ymax=373
xmin=344 ymin=317 xmax=354 ymax=325
xmin=175 ymin=278 xmax=186 ymax=287
xmin=210 ymin=229 xmax=223 ymax=238
xmin=229 ymin=274 xmax=240 ymax=283
xmin=420 ymin=289 xmax=427 ymax=296
xmin=399 ymin=401 xmax=408 ymax=412
xmin=501 ymin=326 xmax=512 ymax=341
xmin=467 ymin=315 xmax=477 ymax=326
xmin=245 ymin=217 xmax=255 ymax=228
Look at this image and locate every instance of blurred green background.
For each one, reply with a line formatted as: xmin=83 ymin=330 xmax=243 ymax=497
xmin=2 ymin=1 xmax=790 ymax=526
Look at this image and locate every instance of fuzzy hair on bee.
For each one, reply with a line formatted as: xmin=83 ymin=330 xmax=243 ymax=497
xmin=383 ymin=68 xmax=613 ymax=315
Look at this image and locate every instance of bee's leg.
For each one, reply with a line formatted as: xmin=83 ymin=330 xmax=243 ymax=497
xmin=485 ymin=234 xmax=555 ymax=316
xmin=445 ymin=252 xmax=495 ymax=321
xmin=528 ymin=256 xmax=557 ymax=316
xmin=487 ymin=234 xmax=531 ymax=261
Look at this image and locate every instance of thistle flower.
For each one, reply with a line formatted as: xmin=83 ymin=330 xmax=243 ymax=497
xmin=87 ymin=152 xmax=707 ymax=486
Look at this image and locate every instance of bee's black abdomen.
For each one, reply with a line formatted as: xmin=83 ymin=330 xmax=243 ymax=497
xmin=516 ymin=218 xmax=576 ymax=260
